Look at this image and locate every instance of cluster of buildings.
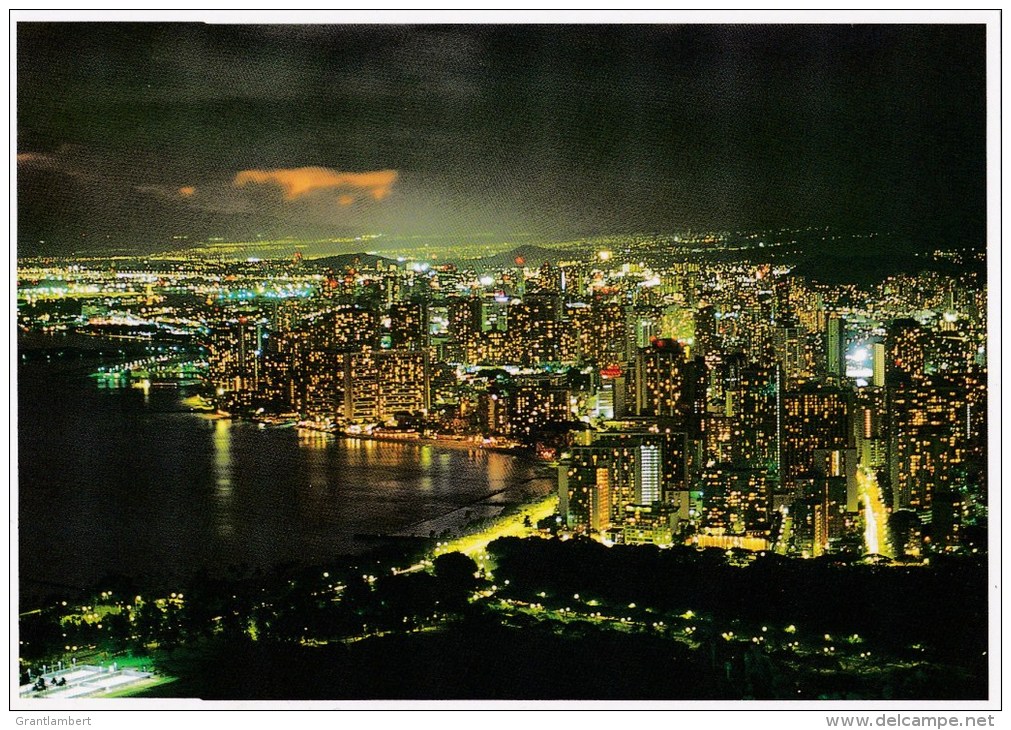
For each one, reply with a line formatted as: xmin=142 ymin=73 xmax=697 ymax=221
xmin=17 ymin=241 xmax=988 ymax=558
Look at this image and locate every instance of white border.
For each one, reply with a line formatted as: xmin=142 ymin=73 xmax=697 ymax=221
xmin=8 ymin=8 xmax=1002 ymax=722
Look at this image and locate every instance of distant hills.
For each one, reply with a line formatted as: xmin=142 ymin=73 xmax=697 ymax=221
xmin=305 ymin=252 xmax=396 ymax=271
xmin=303 ymin=245 xmax=578 ymax=272
xmin=467 ymin=244 xmax=578 ymax=269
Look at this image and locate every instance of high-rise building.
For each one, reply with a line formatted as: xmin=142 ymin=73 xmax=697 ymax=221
xmin=791 ymin=474 xmax=848 ymax=557
xmin=872 ymin=341 xmax=886 ymax=387
xmin=774 ymin=322 xmax=809 ymax=386
xmin=448 ymin=295 xmax=483 ymax=341
xmin=825 ymin=314 xmax=846 ymax=381
xmin=508 ymin=377 xmax=571 ymax=441
xmin=480 ymin=297 xmax=509 ymax=333
xmin=344 ymin=349 xmax=430 ymax=423
xmin=536 ymin=261 xmax=563 ymax=293
xmin=595 ymin=365 xmax=627 ymax=419
xmin=681 ymin=355 xmax=709 ymax=438
xmin=701 ymin=465 xmax=769 ymax=534
xmin=853 ymin=390 xmax=887 ymax=470
xmin=634 ymin=339 xmax=688 ymax=419
xmin=560 ymin=428 xmax=689 ymax=533
xmin=209 ymin=317 xmax=268 ymax=404
xmin=624 ymin=305 xmax=660 ymax=363
xmin=515 ymin=292 xmax=563 ymax=365
xmin=693 ymin=304 xmax=719 ymax=362
xmin=327 ymin=305 xmax=378 ymax=353
xmin=388 ymin=301 xmax=428 ymax=351
xmin=635 ymin=443 xmax=662 ymax=504
xmin=732 ymin=364 xmax=782 ymax=484
xmin=477 ymin=387 xmax=511 ymax=436
xmin=812 ymin=447 xmax=860 ymax=513
xmin=774 ymin=277 xmax=793 ymax=324
xmin=888 ymin=375 xmax=968 ymax=515
xmin=586 ymin=301 xmax=627 ymax=366
xmin=781 ymin=385 xmax=853 ymax=483
xmin=887 ymin=319 xmax=930 ymax=384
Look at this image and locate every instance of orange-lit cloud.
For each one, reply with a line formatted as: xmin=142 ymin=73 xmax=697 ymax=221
xmin=17 ymin=152 xmax=50 ymax=165
xmin=233 ymin=167 xmax=398 ymax=202
xmin=178 ymin=186 xmax=196 ymax=197
xmin=17 ymin=151 xmax=65 ymax=171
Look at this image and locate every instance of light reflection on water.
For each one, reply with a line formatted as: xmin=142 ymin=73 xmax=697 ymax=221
xmin=19 ymin=366 xmax=553 ymax=596
xmin=213 ymin=418 xmax=234 ymax=537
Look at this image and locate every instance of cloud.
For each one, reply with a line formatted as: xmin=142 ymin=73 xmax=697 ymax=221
xmin=233 ymin=167 xmax=398 ymax=203
xmin=17 ymin=152 xmax=57 ymax=167
xmin=135 ymin=184 xmax=196 ymax=203
xmin=17 ymin=150 xmax=82 ymax=176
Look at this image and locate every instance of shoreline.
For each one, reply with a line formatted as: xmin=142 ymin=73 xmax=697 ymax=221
xmin=204 ymin=412 xmax=558 ymax=549
xmin=232 ymin=412 xmax=546 ymax=461
xmin=335 ymin=431 xmax=535 ymax=458
xmin=22 ymin=370 xmax=557 ymax=606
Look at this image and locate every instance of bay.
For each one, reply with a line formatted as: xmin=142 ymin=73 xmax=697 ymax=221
xmin=17 ymin=364 xmax=552 ymax=604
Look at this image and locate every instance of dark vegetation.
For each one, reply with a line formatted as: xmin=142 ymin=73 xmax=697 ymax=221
xmin=20 ymin=537 xmax=988 ymax=700
xmin=486 ymin=537 xmax=988 ymax=663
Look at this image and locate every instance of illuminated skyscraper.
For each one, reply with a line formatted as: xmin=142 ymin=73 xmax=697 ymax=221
xmin=514 ymin=292 xmax=563 ymax=365
xmin=774 ymin=277 xmax=793 ymax=324
xmin=791 ymin=474 xmax=848 ymax=556
xmin=480 ymin=296 xmax=509 ymax=333
xmin=389 ymin=300 xmax=428 ymax=351
xmin=702 ymin=465 xmax=769 ymax=534
xmin=589 ymin=467 xmax=612 ymax=533
xmin=733 ymin=364 xmax=782 ymax=484
xmin=586 ymin=301 xmax=627 ymax=366
xmin=693 ymin=304 xmax=718 ymax=360
xmin=596 ymin=365 xmax=627 ymax=419
xmin=635 ymin=443 xmax=662 ymax=504
xmin=854 ymin=389 xmax=887 ymax=470
xmin=888 ymin=375 xmax=968 ymax=515
xmin=887 ymin=318 xmax=930 ymax=384
xmin=560 ymin=429 xmax=689 ymax=533
xmin=446 ymin=296 xmax=482 ymax=363
xmin=812 ymin=447 xmax=860 ymax=513
xmin=477 ymin=387 xmax=511 ymax=436
xmin=773 ymin=319 xmax=811 ymax=388
xmin=448 ymin=296 xmax=481 ymax=343
xmin=344 ymin=349 xmax=430 ymax=423
xmin=209 ymin=317 xmax=268 ymax=403
xmin=623 ymin=305 xmax=660 ymax=362
xmin=508 ymin=377 xmax=571 ymax=441
xmin=536 ymin=260 xmax=562 ymax=293
xmin=781 ymin=385 xmax=853 ymax=483
xmin=872 ymin=342 xmax=886 ymax=387
xmin=327 ymin=305 xmax=378 ymax=352
xmin=826 ymin=313 xmax=846 ymax=381
xmin=634 ymin=338 xmax=687 ymax=419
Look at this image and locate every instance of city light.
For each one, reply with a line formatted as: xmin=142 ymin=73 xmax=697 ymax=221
xmin=15 ymin=19 xmax=989 ymax=705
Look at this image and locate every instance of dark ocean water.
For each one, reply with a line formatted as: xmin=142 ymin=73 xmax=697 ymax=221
xmin=17 ymin=364 xmax=551 ymax=603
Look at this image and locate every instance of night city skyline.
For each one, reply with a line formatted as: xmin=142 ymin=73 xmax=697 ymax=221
xmin=13 ymin=13 xmax=998 ymax=712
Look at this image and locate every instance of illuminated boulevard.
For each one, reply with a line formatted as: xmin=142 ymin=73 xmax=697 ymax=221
xmin=858 ymin=466 xmax=891 ymax=557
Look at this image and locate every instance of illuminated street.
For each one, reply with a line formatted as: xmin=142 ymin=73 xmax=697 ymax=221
xmin=434 ymin=494 xmax=557 ymax=560
xmin=858 ymin=467 xmax=891 ymax=557
xmin=774 ymin=507 xmax=793 ymax=555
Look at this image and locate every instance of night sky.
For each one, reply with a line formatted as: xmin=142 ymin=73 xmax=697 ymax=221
xmin=17 ymin=23 xmax=986 ymax=256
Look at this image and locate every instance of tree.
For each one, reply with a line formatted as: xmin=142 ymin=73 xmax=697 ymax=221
xmin=432 ymin=552 xmax=481 ymax=609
